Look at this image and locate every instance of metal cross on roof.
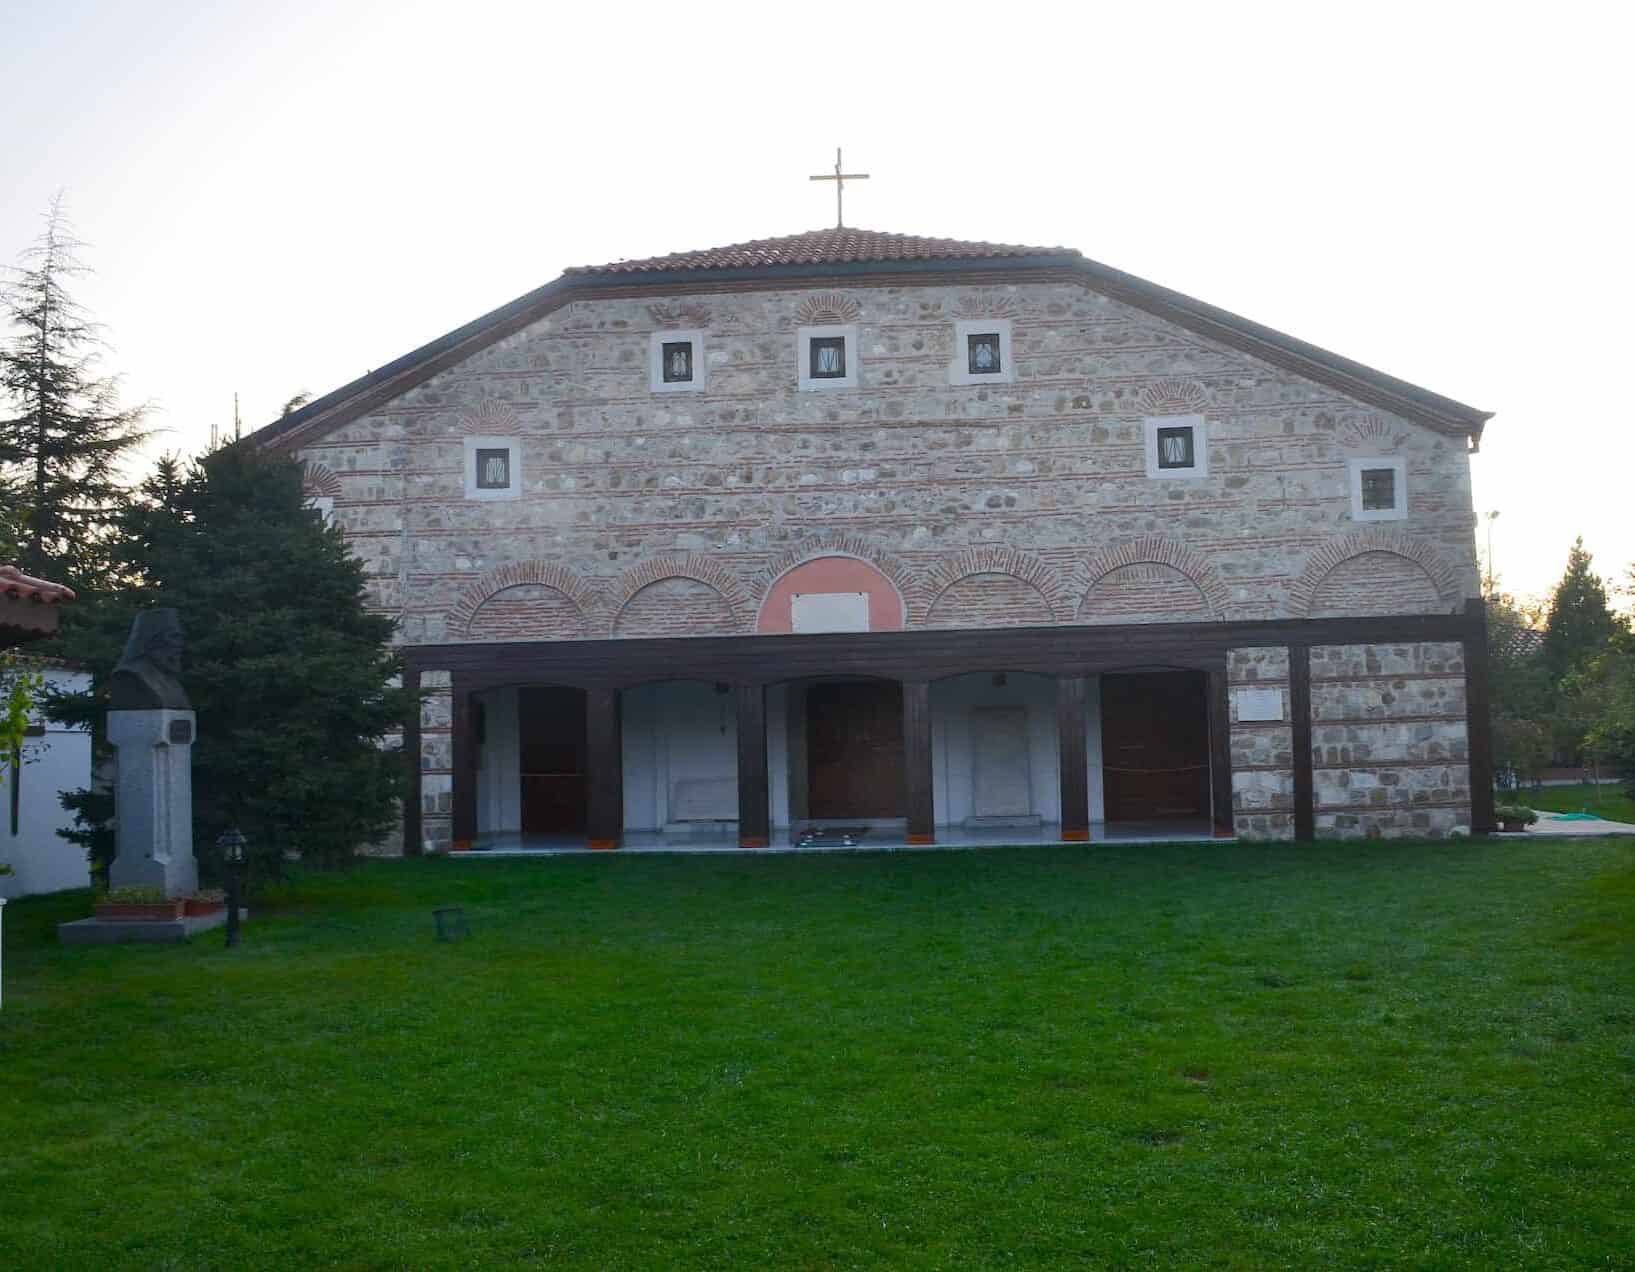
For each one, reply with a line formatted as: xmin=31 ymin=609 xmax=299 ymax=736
xmin=809 ymin=147 xmax=870 ymax=229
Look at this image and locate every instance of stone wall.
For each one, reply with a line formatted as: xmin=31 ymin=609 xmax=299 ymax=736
xmin=1310 ymin=641 xmax=1471 ymax=837
xmin=1228 ymin=646 xmax=1294 ymax=840
xmin=294 ymin=277 xmax=1481 ymax=647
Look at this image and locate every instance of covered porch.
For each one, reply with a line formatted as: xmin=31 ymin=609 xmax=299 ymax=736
xmin=409 ymin=621 xmax=1253 ymax=855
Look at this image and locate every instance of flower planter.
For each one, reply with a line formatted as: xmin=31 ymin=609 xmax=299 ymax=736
xmin=1500 ymin=820 xmax=1530 ymax=833
xmin=95 ymin=900 xmax=185 ymax=922
xmin=183 ymin=898 xmax=225 ymax=917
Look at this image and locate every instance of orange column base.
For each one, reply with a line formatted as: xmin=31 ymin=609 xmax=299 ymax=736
xmin=905 ymin=833 xmax=935 ymax=845
xmin=1061 ymin=828 xmax=1091 ymax=842
xmin=739 ymin=836 xmax=769 ymax=849
xmin=588 ymin=838 xmax=619 ymax=851
xmin=450 ymin=839 xmax=472 ymax=853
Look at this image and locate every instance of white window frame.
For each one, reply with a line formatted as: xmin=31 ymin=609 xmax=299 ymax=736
xmin=797 ymin=324 xmax=859 ymax=392
xmin=950 ymin=318 xmax=1015 ymax=385
xmin=1348 ymin=456 xmax=1407 ymax=521
xmin=463 ymin=435 xmax=522 ymax=502
xmin=1143 ymin=414 xmax=1208 ymax=479
xmin=649 ymin=329 xmax=707 ymax=394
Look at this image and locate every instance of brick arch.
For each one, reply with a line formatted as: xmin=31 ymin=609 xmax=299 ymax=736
xmin=1287 ymin=528 xmax=1461 ymax=618
xmin=446 ymin=561 xmax=603 ymax=639
xmin=1135 ymin=378 xmax=1211 ymax=416
xmin=300 ymin=461 xmax=342 ymax=498
xmin=454 ymin=399 xmax=522 ymax=435
xmin=919 ymin=546 xmax=1069 ymax=627
xmin=1068 ymin=537 xmax=1229 ymax=623
xmin=606 ymin=554 xmax=749 ymax=637
xmin=757 ymin=534 xmax=922 ymax=620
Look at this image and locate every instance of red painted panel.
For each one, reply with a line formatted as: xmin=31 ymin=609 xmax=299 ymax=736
xmin=756 ymin=556 xmax=904 ymax=634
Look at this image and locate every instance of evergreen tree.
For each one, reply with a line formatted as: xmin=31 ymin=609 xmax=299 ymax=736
xmin=54 ymin=447 xmax=410 ymax=882
xmin=1542 ymin=538 xmax=1619 ymax=686
xmin=0 ymin=194 xmax=148 ymax=588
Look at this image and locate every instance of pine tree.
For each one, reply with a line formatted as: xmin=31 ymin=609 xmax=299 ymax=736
xmin=0 ymin=194 xmax=148 ymax=587
xmin=1542 ymin=537 xmax=1619 ymax=685
xmin=54 ymin=447 xmax=411 ymax=882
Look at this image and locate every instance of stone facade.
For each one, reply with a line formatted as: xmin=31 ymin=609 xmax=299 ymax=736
xmin=285 ymin=268 xmax=1485 ymax=849
xmin=294 ymin=278 xmax=1480 ymax=647
xmin=1310 ymin=641 xmax=1470 ymax=838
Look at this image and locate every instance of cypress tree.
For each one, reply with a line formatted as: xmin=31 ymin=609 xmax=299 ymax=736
xmin=1542 ymin=538 xmax=1618 ymax=685
xmin=0 ymin=194 xmax=148 ymax=587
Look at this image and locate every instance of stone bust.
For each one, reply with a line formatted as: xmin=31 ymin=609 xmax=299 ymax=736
xmin=108 ymin=609 xmax=192 ymax=711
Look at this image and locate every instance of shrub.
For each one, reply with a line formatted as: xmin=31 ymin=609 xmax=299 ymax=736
xmin=1494 ymin=804 xmax=1540 ymax=826
xmin=102 ymin=885 xmax=167 ymax=904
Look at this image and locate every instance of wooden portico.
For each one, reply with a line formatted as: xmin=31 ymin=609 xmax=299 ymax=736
xmin=401 ymin=602 xmax=1496 ymax=853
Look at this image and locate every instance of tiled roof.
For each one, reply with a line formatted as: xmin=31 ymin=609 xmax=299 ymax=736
xmin=567 ymin=227 xmax=1079 ymax=275
xmin=0 ymin=565 xmax=76 ymax=605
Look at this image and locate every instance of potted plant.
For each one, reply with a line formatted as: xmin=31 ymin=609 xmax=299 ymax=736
xmin=183 ymin=888 xmax=226 ymax=917
xmin=1495 ymin=804 xmax=1540 ymax=833
xmin=94 ymin=885 xmax=185 ymax=921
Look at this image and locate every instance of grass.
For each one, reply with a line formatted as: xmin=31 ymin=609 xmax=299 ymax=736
xmin=1513 ymin=780 xmax=1635 ymax=824
xmin=3 ymin=840 xmax=1634 ymax=1268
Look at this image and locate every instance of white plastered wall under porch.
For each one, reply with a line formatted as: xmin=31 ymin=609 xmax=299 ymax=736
xmin=472 ymin=677 xmax=1110 ymax=839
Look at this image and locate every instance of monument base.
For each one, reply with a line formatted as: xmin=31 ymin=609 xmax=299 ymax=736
xmin=58 ymin=908 xmax=247 ymax=945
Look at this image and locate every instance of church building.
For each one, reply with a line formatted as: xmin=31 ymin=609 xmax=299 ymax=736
xmin=250 ymin=221 xmax=1495 ymax=852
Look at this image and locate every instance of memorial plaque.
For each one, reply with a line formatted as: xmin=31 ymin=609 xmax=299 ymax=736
xmin=1234 ymin=686 xmax=1285 ymax=722
xmin=167 ymin=719 xmax=193 ymax=744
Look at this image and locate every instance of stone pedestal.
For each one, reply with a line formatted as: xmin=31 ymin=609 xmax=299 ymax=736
xmin=107 ymin=708 xmax=197 ymax=897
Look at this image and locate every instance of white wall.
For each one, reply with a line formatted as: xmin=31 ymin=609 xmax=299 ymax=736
xmin=927 ymin=673 xmax=1105 ymax=828
xmin=622 ymin=681 xmax=738 ymax=831
xmin=1 ymin=667 xmax=93 ymax=898
xmin=474 ymin=686 xmax=521 ymax=835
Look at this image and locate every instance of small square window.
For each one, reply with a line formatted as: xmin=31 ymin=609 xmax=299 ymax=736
xmin=798 ymin=324 xmax=859 ymax=390
xmin=661 ymin=341 xmax=693 ymax=383
xmin=1144 ymin=414 xmax=1207 ymax=479
xmin=649 ymin=329 xmax=707 ymax=393
xmin=464 ymin=435 xmax=522 ymax=501
xmin=810 ymin=336 xmax=847 ymax=379
xmin=1360 ymin=467 xmax=1395 ymax=511
xmin=1155 ymin=426 xmax=1195 ymax=470
xmin=474 ymin=448 xmax=511 ymax=489
xmin=1348 ymin=456 xmax=1406 ymax=520
xmin=951 ymin=318 xmax=1015 ymax=385
xmin=967 ymin=333 xmax=1002 ymax=375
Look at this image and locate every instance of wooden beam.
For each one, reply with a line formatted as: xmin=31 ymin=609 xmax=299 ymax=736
xmin=1207 ymin=667 xmax=1233 ymax=837
xmin=408 ymin=611 xmax=1478 ymax=695
xmin=903 ymin=681 xmax=934 ymax=844
xmin=585 ymin=687 xmax=622 ymax=849
xmin=1289 ymin=644 xmax=1314 ymax=842
xmin=403 ymin=664 xmax=422 ymax=857
xmin=736 ymin=683 xmax=770 ymax=848
xmin=1058 ymin=676 xmax=1090 ymax=842
xmin=450 ymin=677 xmax=477 ymax=849
xmin=1464 ymin=598 xmax=1497 ymax=833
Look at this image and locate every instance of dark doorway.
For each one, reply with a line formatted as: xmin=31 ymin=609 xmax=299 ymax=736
xmin=519 ymin=687 xmax=587 ymax=834
xmin=1100 ymin=671 xmax=1211 ymax=822
xmin=806 ymin=680 xmax=905 ymax=819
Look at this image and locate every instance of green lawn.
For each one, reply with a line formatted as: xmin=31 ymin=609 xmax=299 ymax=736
xmin=1515 ymin=781 xmax=1635 ymax=825
xmin=3 ymin=842 xmax=1633 ymax=1269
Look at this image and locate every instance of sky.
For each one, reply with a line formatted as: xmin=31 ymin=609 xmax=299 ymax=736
xmin=3 ymin=0 xmax=1631 ymax=605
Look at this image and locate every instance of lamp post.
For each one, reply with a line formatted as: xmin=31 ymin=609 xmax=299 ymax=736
xmin=217 ymin=827 xmax=246 ymax=948
xmin=1484 ymin=509 xmax=1500 ymax=595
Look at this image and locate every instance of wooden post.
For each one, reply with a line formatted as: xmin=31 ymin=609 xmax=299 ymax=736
xmin=1207 ymin=667 xmax=1234 ymax=837
xmin=1289 ymin=644 xmax=1315 ymax=842
xmin=403 ymin=664 xmax=422 ymax=857
xmin=450 ymin=677 xmax=477 ymax=850
xmin=903 ymin=680 xmax=934 ymax=844
xmin=1464 ymin=598 xmax=1497 ymax=833
xmin=585 ymin=687 xmax=622 ymax=850
xmin=1058 ymin=675 xmax=1090 ymax=842
xmin=736 ymin=683 xmax=770 ymax=848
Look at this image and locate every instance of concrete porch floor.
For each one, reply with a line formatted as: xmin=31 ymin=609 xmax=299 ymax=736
xmin=458 ymin=820 xmax=1227 ymax=856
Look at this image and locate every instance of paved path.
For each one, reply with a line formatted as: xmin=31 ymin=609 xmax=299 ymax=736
xmin=1497 ymin=811 xmax=1635 ymax=839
